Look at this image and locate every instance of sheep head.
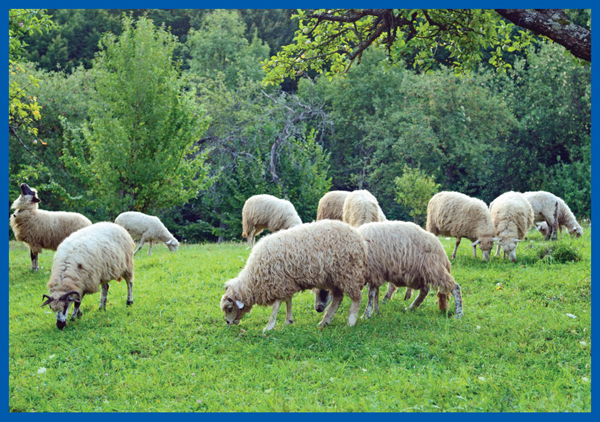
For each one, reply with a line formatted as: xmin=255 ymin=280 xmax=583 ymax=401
xmin=41 ymin=291 xmax=81 ymax=330
xmin=165 ymin=238 xmax=180 ymax=253
xmin=470 ymin=237 xmax=498 ymax=262
xmin=496 ymin=238 xmax=521 ymax=262
xmin=220 ymin=289 xmax=252 ymax=326
xmin=312 ymin=288 xmax=332 ymax=313
xmin=11 ymin=183 xmax=41 ymax=210
xmin=570 ymin=225 xmax=583 ymax=238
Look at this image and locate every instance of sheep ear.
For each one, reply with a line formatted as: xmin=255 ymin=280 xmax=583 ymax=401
xmin=166 ymin=239 xmax=172 ymax=245
xmin=492 ymin=238 xmax=501 ymax=242
xmin=235 ymin=300 xmax=244 ymax=309
xmin=470 ymin=240 xmax=480 ymax=246
xmin=573 ymin=226 xmax=577 ymax=231
xmin=32 ymin=196 xmax=41 ymax=203
xmin=513 ymin=239 xmax=521 ymax=242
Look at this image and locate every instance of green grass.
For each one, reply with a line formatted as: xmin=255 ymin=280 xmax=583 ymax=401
xmin=9 ymin=227 xmax=591 ymax=412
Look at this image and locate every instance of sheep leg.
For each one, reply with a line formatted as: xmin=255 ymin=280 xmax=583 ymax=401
xmin=452 ymin=284 xmax=463 ymax=319
xmin=404 ymin=288 xmax=413 ymax=301
xmin=29 ymin=249 xmax=39 ymax=271
xmin=319 ymin=288 xmax=344 ymax=327
xmin=71 ymin=294 xmax=85 ymax=320
xmin=494 ymin=244 xmax=501 ymax=257
xmin=248 ymin=228 xmax=256 ymax=248
xmin=383 ymin=283 xmax=398 ymax=303
xmin=347 ymin=294 xmax=362 ymax=327
xmin=406 ymin=285 xmax=429 ymax=312
xmin=361 ymin=284 xmax=378 ymax=319
xmin=147 ymin=240 xmax=152 ymax=256
xmin=472 ymin=244 xmax=477 ymax=258
xmin=437 ymin=291 xmax=450 ymax=311
xmin=452 ymin=238 xmax=461 ymax=259
xmin=126 ymin=276 xmax=134 ymax=306
xmin=99 ymin=283 xmax=109 ymax=310
xmin=263 ymin=300 xmax=282 ymax=333
xmin=284 ymin=297 xmax=294 ymax=325
xmin=133 ymin=237 xmax=146 ymax=255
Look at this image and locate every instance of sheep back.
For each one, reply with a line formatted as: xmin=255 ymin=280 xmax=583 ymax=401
xmin=115 ymin=211 xmax=177 ymax=247
xmin=489 ymin=192 xmax=534 ymax=241
xmin=225 ymin=219 xmax=367 ymax=306
xmin=46 ymin=222 xmax=135 ymax=300
xmin=342 ymin=190 xmax=386 ymax=228
xmin=358 ymin=221 xmax=456 ymax=294
xmin=316 ymin=191 xmax=351 ymax=221
xmin=241 ymin=194 xmax=302 ymax=237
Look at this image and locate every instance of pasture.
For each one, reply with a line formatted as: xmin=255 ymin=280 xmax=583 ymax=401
xmin=9 ymin=227 xmax=591 ymax=412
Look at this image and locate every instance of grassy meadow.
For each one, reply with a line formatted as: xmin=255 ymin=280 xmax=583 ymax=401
xmin=9 ymin=226 xmax=591 ymax=412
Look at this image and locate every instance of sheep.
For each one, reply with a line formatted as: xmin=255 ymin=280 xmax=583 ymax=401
xmin=342 ymin=189 xmax=387 ymax=228
xmin=523 ymin=191 xmax=583 ymax=240
xmin=316 ymin=190 xmax=351 ymax=221
xmin=426 ymin=191 xmax=499 ymax=261
xmin=489 ymin=191 xmax=535 ymax=262
xmin=114 ymin=211 xmax=179 ymax=256
xmin=220 ymin=220 xmax=368 ymax=332
xmin=10 ymin=183 xmax=92 ymax=271
xmin=241 ymin=194 xmax=302 ymax=248
xmin=40 ymin=222 xmax=135 ymax=330
xmin=315 ymin=221 xmax=463 ymax=320
xmin=536 ymin=221 xmax=583 ymax=239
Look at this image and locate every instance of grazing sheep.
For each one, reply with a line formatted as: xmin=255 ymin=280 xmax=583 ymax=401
xmin=315 ymin=221 xmax=463 ymax=320
xmin=115 ymin=211 xmax=179 ymax=256
xmin=536 ymin=221 xmax=583 ymax=239
xmin=426 ymin=191 xmax=498 ymax=261
xmin=40 ymin=222 xmax=135 ymax=330
xmin=10 ymin=183 xmax=92 ymax=271
xmin=316 ymin=191 xmax=351 ymax=221
xmin=524 ymin=191 xmax=583 ymax=240
xmin=241 ymin=194 xmax=302 ymax=248
xmin=220 ymin=220 xmax=367 ymax=332
xmin=489 ymin=192 xmax=535 ymax=262
xmin=342 ymin=189 xmax=387 ymax=228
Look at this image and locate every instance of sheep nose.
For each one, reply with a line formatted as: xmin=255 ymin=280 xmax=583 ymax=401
xmin=56 ymin=321 xmax=66 ymax=330
xmin=316 ymin=306 xmax=325 ymax=313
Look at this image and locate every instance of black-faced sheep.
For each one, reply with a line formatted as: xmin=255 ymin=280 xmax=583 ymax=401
xmin=10 ymin=183 xmax=92 ymax=271
xmin=40 ymin=222 xmax=135 ymax=330
xmin=342 ymin=189 xmax=387 ymax=228
xmin=489 ymin=191 xmax=535 ymax=262
xmin=241 ymin=194 xmax=302 ymax=248
xmin=114 ymin=211 xmax=179 ymax=256
xmin=524 ymin=191 xmax=583 ymax=240
xmin=220 ymin=220 xmax=368 ymax=332
xmin=426 ymin=191 xmax=498 ymax=261
xmin=316 ymin=191 xmax=351 ymax=221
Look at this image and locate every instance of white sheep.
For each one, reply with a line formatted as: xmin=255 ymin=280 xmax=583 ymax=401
xmin=489 ymin=191 xmax=535 ymax=262
xmin=10 ymin=183 xmax=92 ymax=271
xmin=524 ymin=191 xmax=583 ymax=240
xmin=315 ymin=221 xmax=463 ymax=320
xmin=241 ymin=194 xmax=302 ymax=248
xmin=114 ymin=211 xmax=179 ymax=256
xmin=316 ymin=190 xmax=351 ymax=221
xmin=220 ymin=220 xmax=367 ymax=332
xmin=342 ymin=189 xmax=387 ymax=228
xmin=536 ymin=221 xmax=583 ymax=239
xmin=426 ymin=191 xmax=498 ymax=261
xmin=40 ymin=222 xmax=135 ymax=330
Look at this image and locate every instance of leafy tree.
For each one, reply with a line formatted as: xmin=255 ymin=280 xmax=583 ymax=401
xmin=9 ymin=9 xmax=55 ymax=144
xmin=394 ymin=165 xmax=441 ymax=226
xmin=62 ymin=16 xmax=212 ymax=217
xmin=263 ymin=9 xmax=590 ymax=85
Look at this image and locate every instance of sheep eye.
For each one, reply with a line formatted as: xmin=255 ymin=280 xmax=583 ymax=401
xmin=227 ymin=307 xmax=233 ymax=313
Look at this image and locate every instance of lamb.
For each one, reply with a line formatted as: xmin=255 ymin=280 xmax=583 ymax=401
xmin=241 ymin=194 xmax=302 ymax=248
xmin=220 ymin=220 xmax=368 ymax=332
xmin=316 ymin=190 xmax=351 ymax=221
xmin=10 ymin=183 xmax=92 ymax=271
xmin=426 ymin=191 xmax=498 ymax=261
xmin=114 ymin=211 xmax=179 ymax=256
xmin=536 ymin=221 xmax=583 ymax=239
xmin=342 ymin=189 xmax=387 ymax=228
xmin=489 ymin=191 xmax=535 ymax=262
xmin=523 ymin=191 xmax=583 ymax=240
xmin=315 ymin=221 xmax=463 ymax=320
xmin=40 ymin=222 xmax=135 ymax=330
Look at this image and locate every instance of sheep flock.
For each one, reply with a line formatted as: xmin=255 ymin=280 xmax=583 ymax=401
xmin=9 ymin=183 xmax=585 ymax=332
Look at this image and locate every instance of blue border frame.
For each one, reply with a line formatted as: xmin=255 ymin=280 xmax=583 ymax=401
xmin=5 ymin=1 xmax=595 ymax=419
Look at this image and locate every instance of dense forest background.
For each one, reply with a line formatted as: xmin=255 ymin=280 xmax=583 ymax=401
xmin=9 ymin=9 xmax=591 ymax=242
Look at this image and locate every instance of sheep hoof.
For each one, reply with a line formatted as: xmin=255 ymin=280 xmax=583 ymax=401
xmin=455 ymin=313 xmax=464 ymax=320
xmin=382 ymin=297 xmax=389 ymax=304
xmin=285 ymin=319 xmax=294 ymax=325
xmin=126 ymin=300 xmax=133 ymax=306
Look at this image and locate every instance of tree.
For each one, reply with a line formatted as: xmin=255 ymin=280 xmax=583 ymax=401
xmin=62 ymin=16 xmax=212 ymax=216
xmin=394 ymin=165 xmax=441 ymax=226
xmin=263 ymin=9 xmax=590 ymax=85
xmin=9 ymin=9 xmax=55 ymax=147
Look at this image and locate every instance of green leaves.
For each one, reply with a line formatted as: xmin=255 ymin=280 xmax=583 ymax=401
xmin=394 ymin=165 xmax=441 ymax=226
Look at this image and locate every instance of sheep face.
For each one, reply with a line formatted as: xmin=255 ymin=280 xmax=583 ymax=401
xmin=313 ymin=288 xmax=332 ymax=313
xmin=497 ymin=238 xmax=520 ymax=262
xmin=12 ymin=183 xmax=41 ymax=209
xmin=537 ymin=222 xmax=549 ymax=238
xmin=220 ymin=294 xmax=253 ymax=326
xmin=570 ymin=225 xmax=583 ymax=238
xmin=166 ymin=238 xmax=179 ymax=253
xmin=41 ymin=291 xmax=81 ymax=330
xmin=477 ymin=237 xmax=496 ymax=261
